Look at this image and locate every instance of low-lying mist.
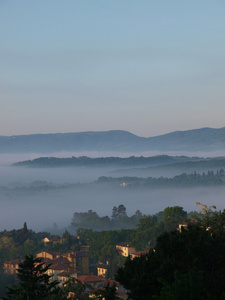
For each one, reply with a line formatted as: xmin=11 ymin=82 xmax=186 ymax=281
xmin=1 ymin=181 xmax=225 ymax=233
xmin=1 ymin=153 xmax=225 ymax=233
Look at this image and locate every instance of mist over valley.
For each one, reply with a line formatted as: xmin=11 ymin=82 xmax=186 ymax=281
xmin=1 ymin=149 xmax=225 ymax=233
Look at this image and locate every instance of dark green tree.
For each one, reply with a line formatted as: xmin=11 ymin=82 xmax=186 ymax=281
xmin=0 ymin=273 xmax=16 ymax=299
xmin=163 ymin=206 xmax=187 ymax=232
xmin=4 ymin=254 xmax=59 ymax=300
xmin=111 ymin=206 xmax=118 ymax=220
xmin=116 ymin=212 xmax=225 ymax=299
xmin=61 ymin=229 xmax=72 ymax=248
xmin=94 ymin=282 xmax=120 ymax=300
xmin=117 ymin=205 xmax=127 ymax=218
xmin=23 ymin=223 xmax=27 ymax=231
xmin=156 ymin=269 xmax=206 ymax=300
xmin=115 ymin=251 xmax=160 ymax=299
xmin=60 ymin=277 xmax=91 ymax=299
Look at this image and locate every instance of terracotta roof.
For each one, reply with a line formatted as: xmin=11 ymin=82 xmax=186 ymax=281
xmin=51 ymin=256 xmax=70 ymax=265
xmin=49 ymin=263 xmax=70 ymax=271
xmin=40 ymin=258 xmax=52 ymax=264
xmin=179 ymin=222 xmax=188 ymax=226
xmin=58 ymin=269 xmax=78 ymax=277
xmin=131 ymin=250 xmax=150 ymax=257
xmin=4 ymin=258 xmax=23 ymax=265
xmin=77 ymin=275 xmax=106 ymax=283
xmin=47 ymin=236 xmax=60 ymax=242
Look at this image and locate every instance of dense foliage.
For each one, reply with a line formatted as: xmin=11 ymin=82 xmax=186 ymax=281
xmin=69 ymin=205 xmax=143 ymax=232
xmin=115 ymin=208 xmax=225 ymax=299
xmin=13 ymin=155 xmax=196 ymax=167
xmin=0 ymin=223 xmax=49 ymax=266
xmin=73 ymin=205 xmax=188 ymax=271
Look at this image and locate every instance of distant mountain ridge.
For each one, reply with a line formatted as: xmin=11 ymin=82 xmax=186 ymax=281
xmin=0 ymin=127 xmax=225 ymax=153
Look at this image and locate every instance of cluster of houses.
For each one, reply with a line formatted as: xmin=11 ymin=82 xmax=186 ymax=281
xmin=3 ymin=219 xmax=206 ymax=299
xmin=3 ymin=237 xmax=149 ymax=299
xmin=36 ymin=250 xmax=90 ymax=283
xmin=6 ymin=225 xmax=199 ymax=298
xmin=3 ymin=221 xmax=198 ymax=277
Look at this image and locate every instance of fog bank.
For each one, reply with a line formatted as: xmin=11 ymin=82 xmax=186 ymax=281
xmin=1 ymin=153 xmax=225 ymax=232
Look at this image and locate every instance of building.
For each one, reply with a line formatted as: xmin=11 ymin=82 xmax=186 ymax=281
xmin=178 ymin=220 xmax=197 ymax=232
xmin=130 ymin=250 xmax=150 ymax=260
xmin=36 ymin=251 xmax=90 ymax=275
xmin=116 ymin=243 xmax=136 ymax=257
xmin=3 ymin=258 xmax=23 ymax=275
xmin=96 ymin=262 xmax=108 ymax=278
xmin=77 ymin=275 xmax=106 ymax=289
xmin=58 ymin=269 xmax=78 ymax=285
xmin=36 ymin=250 xmax=60 ymax=260
xmin=42 ymin=236 xmax=60 ymax=246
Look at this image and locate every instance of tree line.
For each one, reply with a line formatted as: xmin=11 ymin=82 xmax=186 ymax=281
xmin=13 ymin=155 xmax=194 ymax=167
xmin=69 ymin=205 xmax=143 ymax=232
xmin=98 ymin=168 xmax=225 ymax=188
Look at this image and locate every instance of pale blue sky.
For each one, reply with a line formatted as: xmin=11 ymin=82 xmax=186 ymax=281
xmin=1 ymin=0 xmax=225 ymax=137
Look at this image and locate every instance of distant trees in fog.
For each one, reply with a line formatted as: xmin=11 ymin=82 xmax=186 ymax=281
xmin=98 ymin=168 xmax=225 ymax=188
xmin=70 ymin=205 xmax=143 ymax=232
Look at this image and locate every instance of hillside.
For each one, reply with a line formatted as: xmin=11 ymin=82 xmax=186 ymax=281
xmin=13 ymin=155 xmax=199 ymax=167
xmin=1 ymin=127 xmax=225 ymax=153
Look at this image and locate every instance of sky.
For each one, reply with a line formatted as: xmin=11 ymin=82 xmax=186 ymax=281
xmin=1 ymin=0 xmax=225 ymax=138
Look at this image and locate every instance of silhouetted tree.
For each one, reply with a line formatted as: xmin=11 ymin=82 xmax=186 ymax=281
xmin=163 ymin=206 xmax=187 ymax=232
xmin=94 ymin=282 xmax=120 ymax=300
xmin=116 ymin=211 xmax=225 ymax=299
xmin=4 ymin=255 xmax=59 ymax=300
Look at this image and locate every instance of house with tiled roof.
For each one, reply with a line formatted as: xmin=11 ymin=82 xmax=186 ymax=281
xmin=116 ymin=243 xmax=135 ymax=257
xmin=178 ymin=220 xmax=197 ymax=232
xmin=96 ymin=262 xmax=108 ymax=278
xmin=77 ymin=275 xmax=106 ymax=288
xmin=3 ymin=258 xmax=23 ymax=275
xmin=47 ymin=262 xmax=71 ymax=281
xmin=42 ymin=256 xmax=70 ymax=278
xmin=62 ymin=252 xmax=90 ymax=275
xmin=42 ymin=236 xmax=60 ymax=246
xmin=36 ymin=250 xmax=60 ymax=260
xmin=130 ymin=250 xmax=150 ymax=260
xmin=57 ymin=269 xmax=79 ymax=285
xmin=36 ymin=250 xmax=90 ymax=276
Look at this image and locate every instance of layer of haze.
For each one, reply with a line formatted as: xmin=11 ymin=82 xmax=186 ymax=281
xmin=1 ymin=0 xmax=225 ymax=137
xmin=1 ymin=154 xmax=225 ymax=232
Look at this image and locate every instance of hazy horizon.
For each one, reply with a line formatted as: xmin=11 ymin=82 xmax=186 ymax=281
xmin=0 ymin=125 xmax=225 ymax=139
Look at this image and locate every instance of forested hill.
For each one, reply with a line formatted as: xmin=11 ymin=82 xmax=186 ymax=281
xmin=13 ymin=156 xmax=225 ymax=170
xmin=1 ymin=127 xmax=225 ymax=153
xmin=13 ymin=155 xmax=200 ymax=167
